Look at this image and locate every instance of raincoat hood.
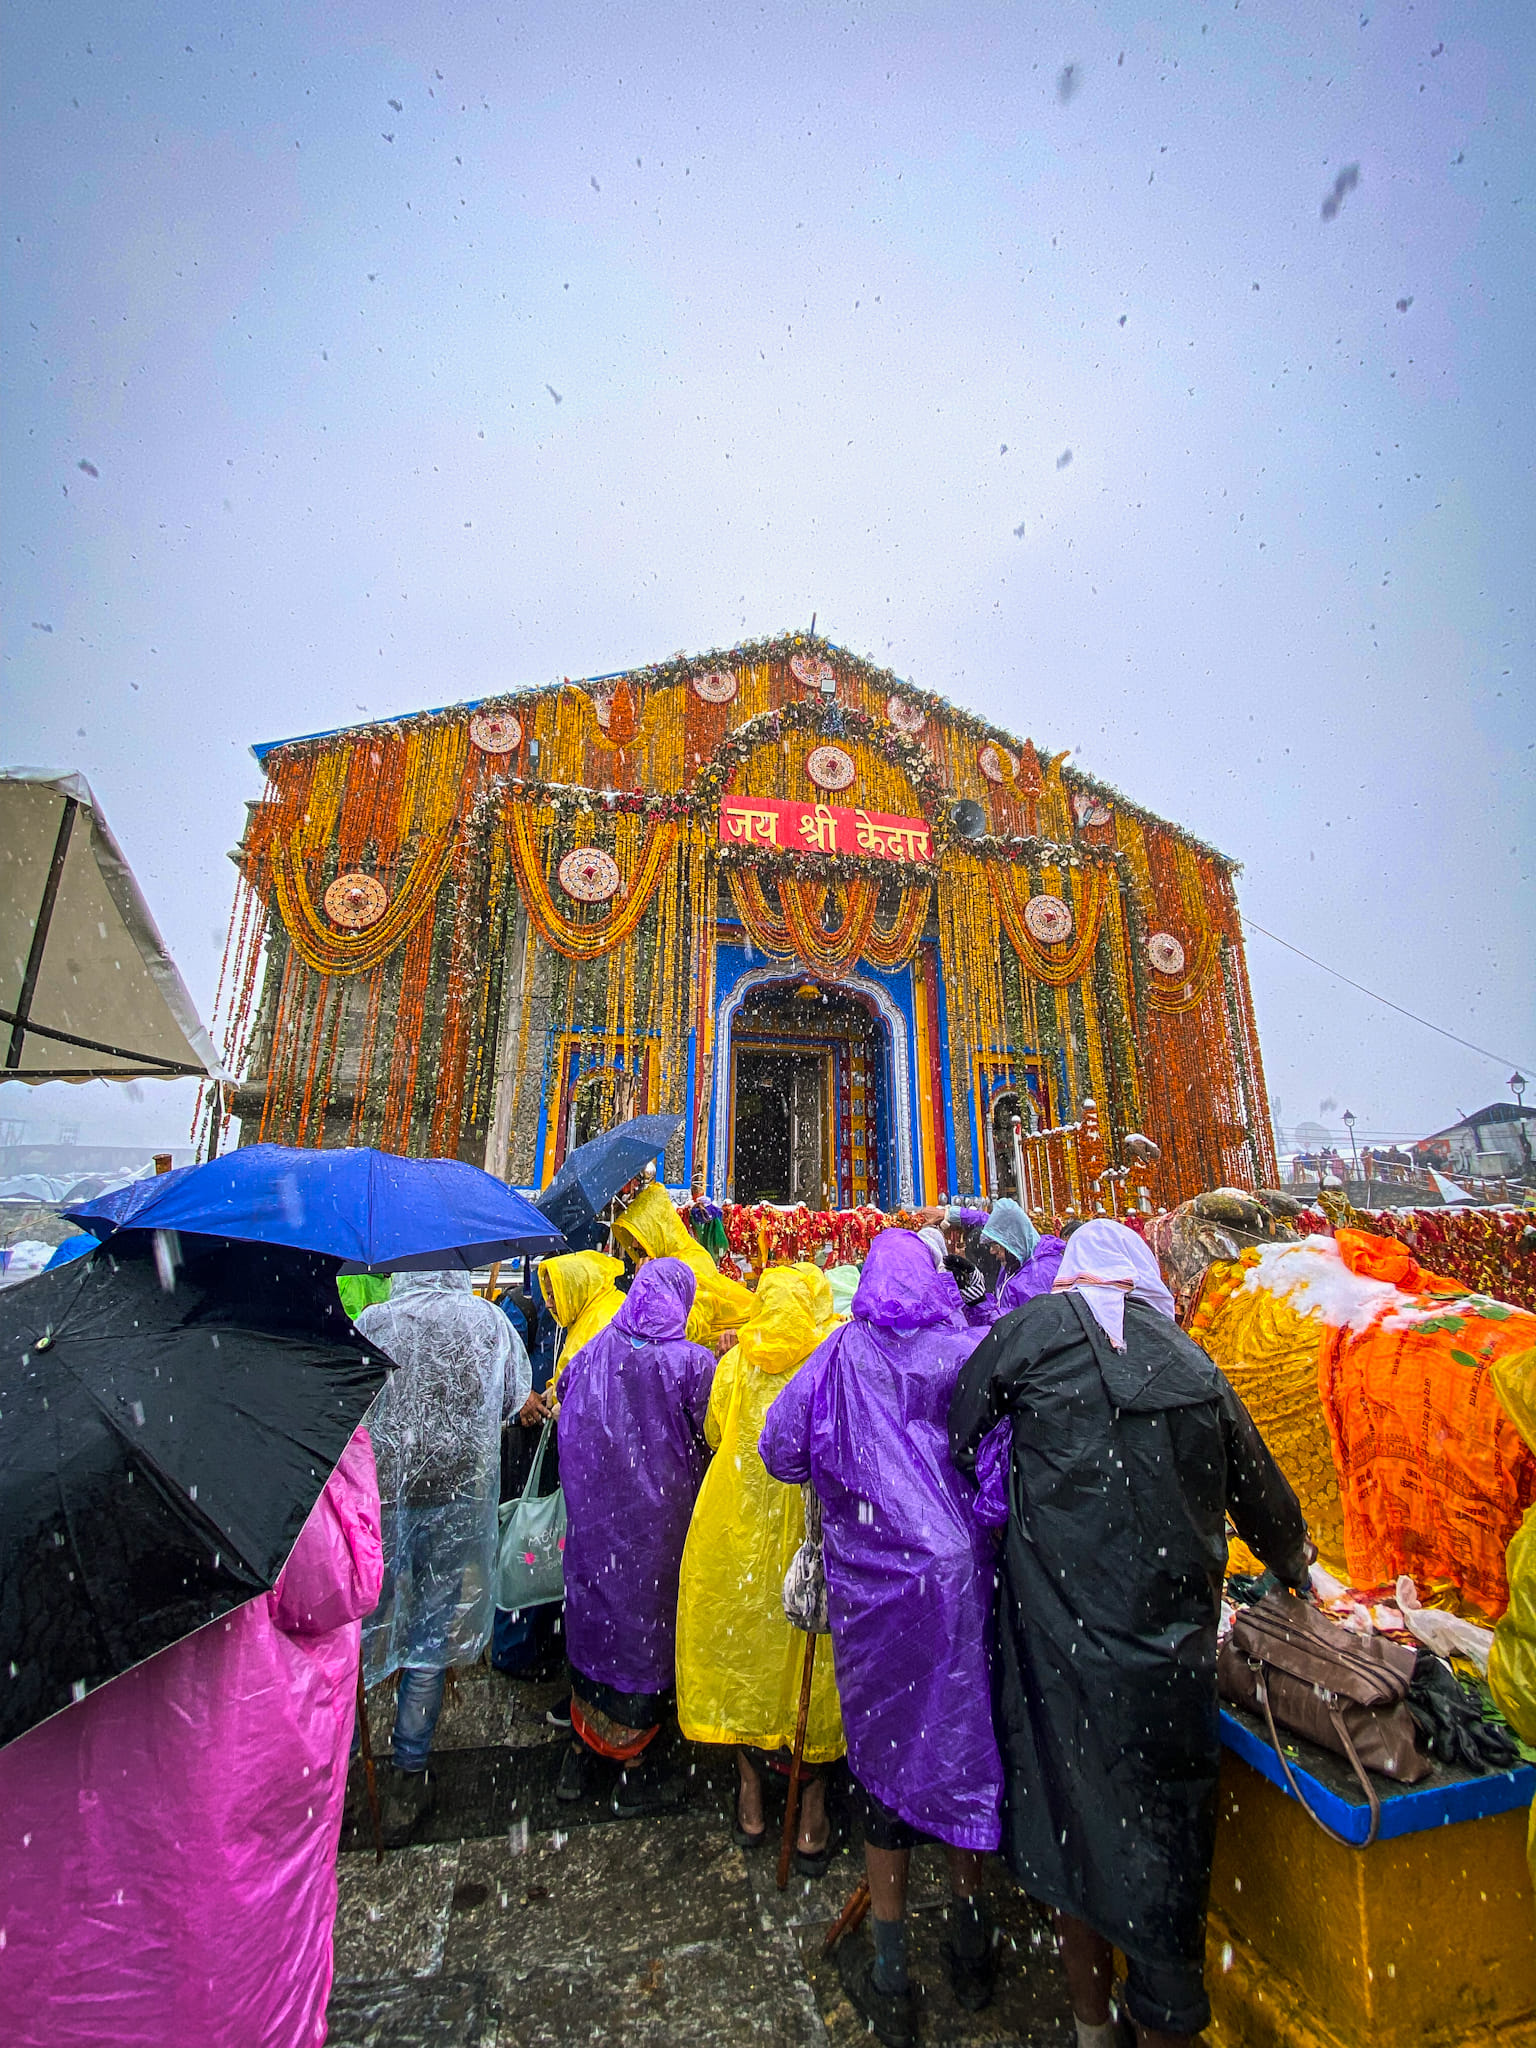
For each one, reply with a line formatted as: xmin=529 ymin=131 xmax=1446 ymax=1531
xmin=613 ymin=1182 xmax=754 ymax=1346
xmin=851 ymin=1228 xmax=966 ymax=1332
xmin=791 ymin=1261 xmax=840 ymax=1335
xmin=612 ymin=1181 xmax=694 ymax=1261
xmin=917 ymin=1226 xmax=949 ymax=1268
xmin=826 ymin=1263 xmax=861 ymax=1316
xmin=1051 ymin=1217 xmax=1176 ymax=1351
xmin=980 ymin=1199 xmax=1038 ymax=1270
xmin=540 ymin=1250 xmax=625 ymax=1328
xmin=388 ymin=1265 xmax=474 ymax=1300
xmin=739 ymin=1269 xmax=820 ymax=1375
xmin=613 ymin=1255 xmax=697 ymax=1341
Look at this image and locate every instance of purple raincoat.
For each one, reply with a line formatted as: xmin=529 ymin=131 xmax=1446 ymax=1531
xmin=557 ymin=1259 xmax=716 ymax=1700
xmin=759 ymin=1230 xmax=1002 ymax=1851
xmin=998 ymin=1235 xmax=1067 ymax=1315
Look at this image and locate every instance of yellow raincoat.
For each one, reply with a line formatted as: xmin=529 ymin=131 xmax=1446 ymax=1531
xmin=539 ymin=1251 xmax=626 ymax=1391
xmin=1488 ymin=1341 xmax=1536 ymax=1889
xmin=791 ymin=1262 xmax=842 ymax=1337
xmin=675 ymin=1270 xmax=845 ymax=1761
xmin=613 ymin=1182 xmax=755 ymax=1351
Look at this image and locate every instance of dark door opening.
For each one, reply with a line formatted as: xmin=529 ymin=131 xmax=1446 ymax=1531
xmin=733 ymin=1054 xmax=792 ymax=1201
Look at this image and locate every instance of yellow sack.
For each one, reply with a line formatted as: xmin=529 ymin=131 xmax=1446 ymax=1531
xmin=1188 ymin=1253 xmax=1347 ymax=1576
xmin=1489 ymin=1343 xmax=1536 ymax=1894
xmin=1489 ymin=1344 xmax=1536 ymax=1739
xmin=539 ymin=1251 xmax=625 ymax=1391
xmin=613 ymin=1182 xmax=755 ymax=1350
xmin=676 ymin=1270 xmax=845 ymax=1761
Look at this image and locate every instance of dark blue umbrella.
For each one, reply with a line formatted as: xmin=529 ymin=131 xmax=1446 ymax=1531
xmin=536 ymin=1112 xmax=683 ymax=1253
xmin=67 ymin=1144 xmax=566 ymax=1271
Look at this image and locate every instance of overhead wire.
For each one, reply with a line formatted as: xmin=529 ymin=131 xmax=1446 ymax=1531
xmin=1240 ymin=918 xmax=1533 ymax=1076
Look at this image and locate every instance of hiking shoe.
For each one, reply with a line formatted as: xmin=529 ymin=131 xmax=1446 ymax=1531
xmin=941 ymin=1920 xmax=997 ymax=2012
xmin=544 ymin=1693 xmax=573 ymax=1729
xmin=610 ymin=1755 xmax=685 ymax=1817
xmin=378 ymin=1764 xmax=433 ymax=1849
xmin=554 ymin=1741 xmax=590 ymax=1803
xmin=837 ymin=1939 xmax=916 ymax=2048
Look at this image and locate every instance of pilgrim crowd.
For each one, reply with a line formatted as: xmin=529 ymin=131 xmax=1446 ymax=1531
xmin=0 ymin=1183 xmax=1312 ymax=2048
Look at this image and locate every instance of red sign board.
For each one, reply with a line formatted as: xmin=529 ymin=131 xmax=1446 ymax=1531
xmin=718 ymin=796 xmax=932 ymax=864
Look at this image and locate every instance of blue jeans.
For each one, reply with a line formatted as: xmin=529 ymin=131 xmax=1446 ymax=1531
xmin=392 ymin=1666 xmax=448 ymax=1772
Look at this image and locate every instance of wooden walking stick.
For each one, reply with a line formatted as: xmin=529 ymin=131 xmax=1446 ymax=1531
xmin=356 ymin=1655 xmax=384 ymax=1864
xmin=776 ymin=1630 xmax=818 ymax=1890
xmin=823 ymin=1878 xmax=872 ymax=1953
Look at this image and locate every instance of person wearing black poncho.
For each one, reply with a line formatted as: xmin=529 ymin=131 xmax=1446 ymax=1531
xmin=949 ymin=1219 xmax=1313 ymax=2048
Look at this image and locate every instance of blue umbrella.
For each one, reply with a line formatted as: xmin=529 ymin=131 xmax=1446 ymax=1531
xmin=67 ymin=1144 xmax=566 ymax=1271
xmin=536 ymin=1112 xmax=683 ymax=1253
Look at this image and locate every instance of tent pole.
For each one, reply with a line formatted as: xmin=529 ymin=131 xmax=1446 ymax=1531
xmin=6 ymin=795 xmax=78 ymax=1070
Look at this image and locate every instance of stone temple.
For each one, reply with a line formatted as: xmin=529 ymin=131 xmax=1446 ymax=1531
xmin=221 ymin=631 xmax=1274 ymax=1212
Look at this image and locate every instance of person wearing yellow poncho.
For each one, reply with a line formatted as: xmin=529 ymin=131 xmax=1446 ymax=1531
xmin=675 ymin=1267 xmax=846 ymax=1874
xmin=540 ymin=1251 xmax=626 ymax=1391
xmin=612 ymin=1181 xmax=755 ymax=1351
xmin=791 ymin=1261 xmax=843 ymax=1337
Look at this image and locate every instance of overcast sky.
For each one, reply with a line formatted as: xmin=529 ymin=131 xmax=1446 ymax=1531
xmin=4 ymin=0 xmax=1532 ymax=1161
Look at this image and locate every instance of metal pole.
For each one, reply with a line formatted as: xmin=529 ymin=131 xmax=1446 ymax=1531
xmin=6 ymin=795 xmax=78 ymax=1070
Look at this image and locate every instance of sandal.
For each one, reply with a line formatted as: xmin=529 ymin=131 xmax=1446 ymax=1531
xmin=792 ymin=1807 xmax=847 ymax=1879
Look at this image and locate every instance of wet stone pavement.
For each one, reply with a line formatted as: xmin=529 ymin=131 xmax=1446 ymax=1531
xmin=329 ymin=1666 xmax=1077 ymax=2047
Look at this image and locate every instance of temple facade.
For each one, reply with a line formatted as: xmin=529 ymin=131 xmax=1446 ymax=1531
xmin=220 ymin=632 xmax=1275 ymax=1212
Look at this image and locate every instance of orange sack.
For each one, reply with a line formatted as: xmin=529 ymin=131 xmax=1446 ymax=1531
xmin=1317 ymin=1231 xmax=1536 ymax=1619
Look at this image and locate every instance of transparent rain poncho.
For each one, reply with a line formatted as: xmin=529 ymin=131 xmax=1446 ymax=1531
xmin=357 ymin=1269 xmax=530 ymax=1680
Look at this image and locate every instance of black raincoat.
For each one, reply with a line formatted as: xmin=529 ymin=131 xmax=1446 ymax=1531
xmin=949 ymin=1292 xmax=1309 ymax=1968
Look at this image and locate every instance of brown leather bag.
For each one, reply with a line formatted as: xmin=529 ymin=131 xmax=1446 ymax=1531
xmin=1217 ymin=1592 xmax=1429 ymax=1846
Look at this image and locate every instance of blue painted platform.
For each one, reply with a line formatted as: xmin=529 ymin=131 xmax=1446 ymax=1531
xmin=1219 ymin=1705 xmax=1536 ymax=1845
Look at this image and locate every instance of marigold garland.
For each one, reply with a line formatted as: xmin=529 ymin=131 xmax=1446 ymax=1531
xmin=506 ymin=802 xmax=679 ymax=960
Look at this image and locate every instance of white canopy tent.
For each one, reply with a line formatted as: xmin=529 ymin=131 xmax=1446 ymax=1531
xmin=1 ymin=771 xmax=226 ymax=1086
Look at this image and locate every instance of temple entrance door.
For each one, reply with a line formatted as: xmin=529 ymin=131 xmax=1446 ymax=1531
xmin=731 ymin=1049 xmax=828 ymax=1203
xmin=733 ymin=1053 xmax=794 ymax=1202
xmin=788 ymin=1057 xmax=824 ymax=1203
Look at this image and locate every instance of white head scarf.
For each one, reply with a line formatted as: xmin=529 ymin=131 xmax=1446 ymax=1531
xmin=916 ymin=1225 xmax=949 ymax=1270
xmin=1050 ymin=1217 xmax=1177 ymax=1351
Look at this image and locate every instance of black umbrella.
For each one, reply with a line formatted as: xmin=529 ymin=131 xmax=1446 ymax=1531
xmin=0 ymin=1232 xmax=389 ymax=1750
xmin=535 ymin=1111 xmax=684 ymax=1252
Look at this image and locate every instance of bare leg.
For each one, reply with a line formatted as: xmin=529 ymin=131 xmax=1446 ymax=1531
xmin=945 ymin=1846 xmax=984 ymax=1898
xmin=796 ymin=1772 xmax=828 ymax=1853
xmin=1054 ymin=1911 xmax=1114 ymax=2026
xmin=736 ymin=1749 xmax=765 ymax=1837
xmin=864 ymin=1842 xmax=910 ymax=1923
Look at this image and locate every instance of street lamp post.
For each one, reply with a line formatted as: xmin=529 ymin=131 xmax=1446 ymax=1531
xmin=1513 ymin=1072 xmax=1527 ymax=1111
xmin=1343 ymin=1109 xmax=1359 ymax=1182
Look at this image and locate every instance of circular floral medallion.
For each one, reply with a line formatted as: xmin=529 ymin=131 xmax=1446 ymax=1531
xmin=469 ymin=709 xmax=523 ymax=754
xmin=1146 ymin=932 xmax=1187 ymax=976
xmin=1072 ymin=790 xmax=1112 ymax=827
xmin=324 ymin=873 xmax=388 ymax=930
xmin=886 ymin=694 xmax=926 ymax=734
xmin=978 ymin=742 xmax=1018 ymax=784
xmin=790 ymin=651 xmax=836 ymax=693
xmin=691 ymin=668 xmax=739 ymax=705
xmin=806 ymin=744 xmax=856 ymax=791
xmin=1023 ymin=893 xmax=1074 ymax=945
xmin=557 ymin=847 xmax=621 ymax=904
